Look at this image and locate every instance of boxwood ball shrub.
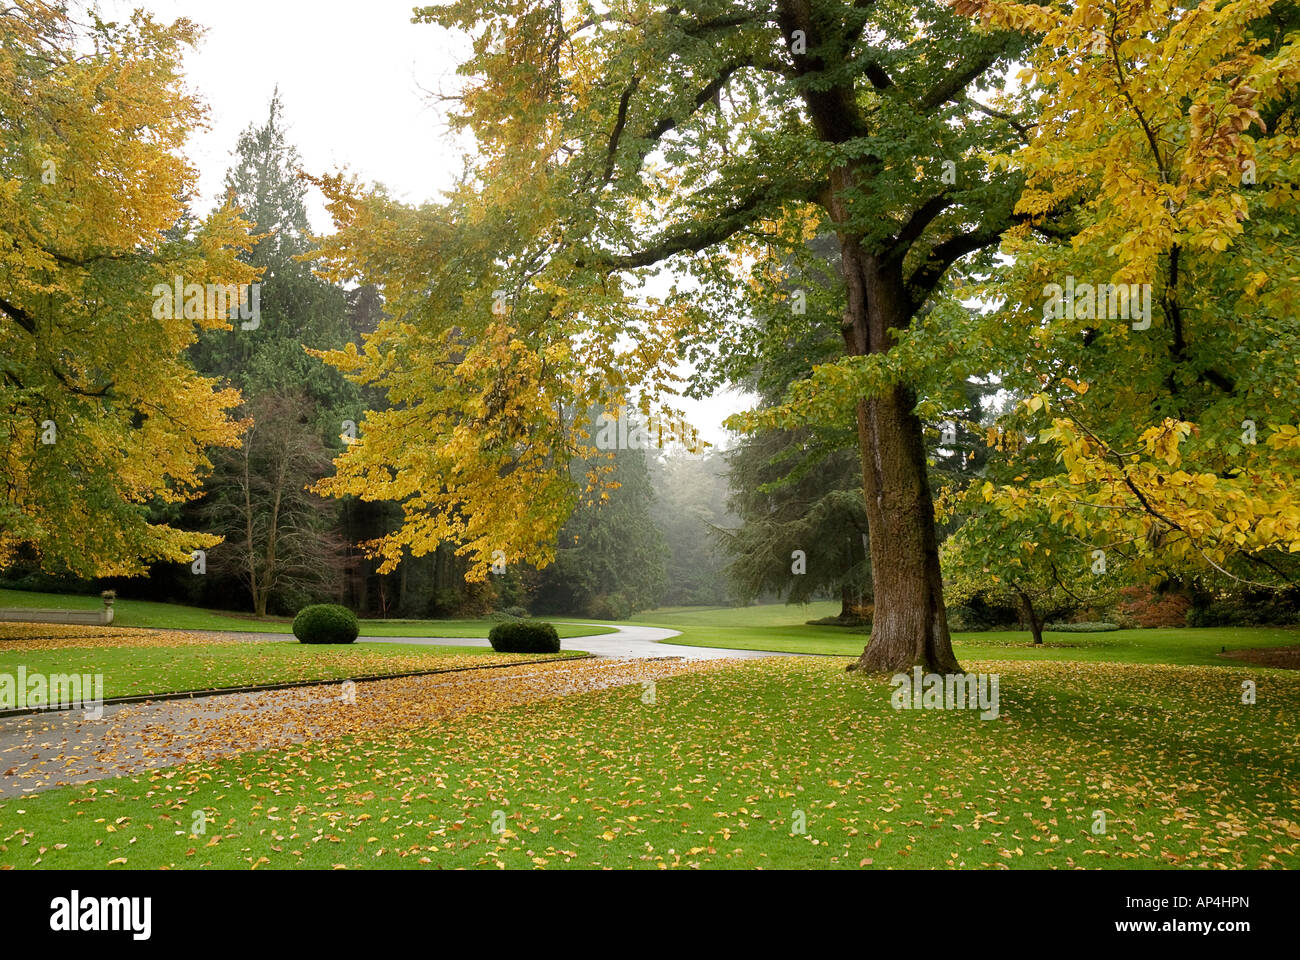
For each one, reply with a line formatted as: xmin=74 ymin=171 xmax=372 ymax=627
xmin=293 ymin=604 xmax=360 ymax=644
xmin=488 ymin=620 xmax=561 ymax=653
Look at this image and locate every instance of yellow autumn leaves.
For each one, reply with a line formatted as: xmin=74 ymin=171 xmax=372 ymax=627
xmin=0 ymin=2 xmax=260 ymax=576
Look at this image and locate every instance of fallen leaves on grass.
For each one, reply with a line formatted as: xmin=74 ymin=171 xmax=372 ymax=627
xmin=0 ymin=624 xmax=232 ymax=651
xmin=2 ymin=657 xmax=1296 ymax=871
xmin=0 ymin=643 xmax=584 ymax=700
xmin=0 ymin=657 xmax=724 ymax=796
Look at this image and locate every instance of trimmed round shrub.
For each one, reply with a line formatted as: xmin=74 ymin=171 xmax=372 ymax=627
xmin=293 ymin=604 xmax=360 ymax=644
xmin=488 ymin=620 xmax=560 ymax=653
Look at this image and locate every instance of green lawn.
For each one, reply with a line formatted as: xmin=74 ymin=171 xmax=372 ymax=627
xmin=627 ymin=602 xmax=1300 ymax=667
xmin=628 ymin=602 xmax=844 ymax=628
xmin=2 ymin=656 xmax=1295 ymax=869
xmin=0 ymin=588 xmax=614 ymax=639
xmin=0 ymin=641 xmax=586 ymax=701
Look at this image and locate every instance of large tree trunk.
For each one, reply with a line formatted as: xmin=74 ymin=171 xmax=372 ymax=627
xmin=839 ymin=241 xmax=962 ymax=675
xmin=850 ymin=387 xmax=961 ymax=673
xmin=776 ymin=1 xmax=961 ymax=674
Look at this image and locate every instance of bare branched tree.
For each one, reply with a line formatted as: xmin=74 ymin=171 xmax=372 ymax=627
xmin=201 ymin=392 xmax=344 ymax=616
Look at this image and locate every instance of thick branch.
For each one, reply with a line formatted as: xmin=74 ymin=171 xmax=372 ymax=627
xmin=599 ymin=58 xmax=765 ymax=188
xmin=0 ymin=295 xmax=36 ymax=334
xmin=602 ymin=75 xmax=641 ymax=183
xmin=963 ymin=96 xmax=1033 ymax=139
xmin=904 ymin=224 xmax=1004 ymax=301
xmin=583 ymin=180 xmax=820 ymax=271
xmin=919 ymin=50 xmax=1001 ymax=113
xmin=51 ymin=364 xmax=114 ymax=398
xmin=864 ymin=61 xmax=893 ymax=90
xmin=887 ymin=191 xmax=952 ymax=262
xmin=641 ymin=60 xmax=757 ymax=147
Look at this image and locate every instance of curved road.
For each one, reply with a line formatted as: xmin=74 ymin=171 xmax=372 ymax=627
xmin=190 ymin=622 xmax=789 ymax=659
xmin=362 ymin=623 xmax=789 ymax=659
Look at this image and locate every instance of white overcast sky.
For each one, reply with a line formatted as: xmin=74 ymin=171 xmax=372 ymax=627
xmin=98 ymin=0 xmax=748 ymax=447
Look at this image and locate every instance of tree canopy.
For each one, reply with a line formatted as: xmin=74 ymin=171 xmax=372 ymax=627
xmin=0 ymin=2 xmax=254 ymax=576
xmin=953 ymin=0 xmax=1300 ymax=602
